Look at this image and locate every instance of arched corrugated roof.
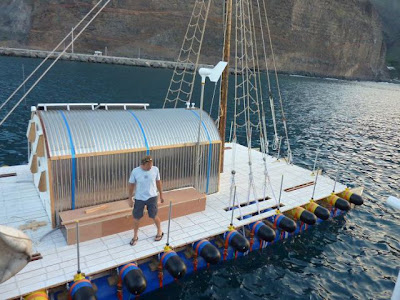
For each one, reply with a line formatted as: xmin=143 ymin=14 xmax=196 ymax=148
xmin=39 ymin=108 xmax=220 ymax=158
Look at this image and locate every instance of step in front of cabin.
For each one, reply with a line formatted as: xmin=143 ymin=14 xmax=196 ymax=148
xmin=59 ymin=187 xmax=206 ymax=245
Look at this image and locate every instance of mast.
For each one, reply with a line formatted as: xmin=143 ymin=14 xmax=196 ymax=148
xmin=218 ymin=0 xmax=233 ymax=173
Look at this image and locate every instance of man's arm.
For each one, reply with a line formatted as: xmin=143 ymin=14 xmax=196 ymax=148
xmin=128 ymin=183 xmax=136 ymax=207
xmin=156 ymin=180 xmax=164 ymax=203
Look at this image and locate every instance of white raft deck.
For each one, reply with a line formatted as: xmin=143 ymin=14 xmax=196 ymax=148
xmin=0 ymin=143 xmax=346 ymax=299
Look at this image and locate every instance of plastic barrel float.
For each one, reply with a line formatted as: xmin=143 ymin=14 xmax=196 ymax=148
xmin=193 ymin=240 xmax=221 ymax=265
xmin=119 ymin=263 xmax=147 ymax=296
xmin=287 ymin=207 xmax=317 ymax=225
xmin=270 ymin=213 xmax=297 ymax=233
xmin=338 ymin=188 xmax=364 ymax=205
xmin=160 ymin=246 xmax=187 ymax=279
xmin=324 ymin=194 xmax=351 ymax=211
xmin=224 ymin=227 xmax=249 ymax=253
xmin=24 ymin=290 xmax=48 ymax=300
xmin=304 ymin=201 xmax=330 ymax=220
xmin=248 ymin=221 xmax=276 ymax=242
xmin=69 ymin=273 xmax=96 ymax=300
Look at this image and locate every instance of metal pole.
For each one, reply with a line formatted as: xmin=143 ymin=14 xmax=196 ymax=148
xmin=278 ymin=175 xmax=283 ymax=210
xmin=230 ymin=186 xmax=237 ymax=226
xmin=76 ymin=221 xmax=81 ymax=273
xmin=332 ymin=168 xmax=340 ymax=193
xmin=311 ymin=170 xmax=319 ymax=200
xmin=166 ymin=201 xmax=172 ymax=246
xmin=194 ymin=77 xmax=206 ymax=190
xmin=312 ymin=147 xmax=320 ymax=175
xmin=218 ymin=0 xmax=233 ymax=173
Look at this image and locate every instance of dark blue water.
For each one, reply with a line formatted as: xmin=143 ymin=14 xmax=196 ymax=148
xmin=0 ymin=56 xmax=399 ymax=299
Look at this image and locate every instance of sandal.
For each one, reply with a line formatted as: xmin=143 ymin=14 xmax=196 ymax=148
xmin=130 ymin=237 xmax=138 ymax=246
xmin=154 ymin=232 xmax=164 ymax=241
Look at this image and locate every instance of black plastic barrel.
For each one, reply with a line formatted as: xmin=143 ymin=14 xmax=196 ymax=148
xmin=161 ymin=251 xmax=186 ymax=279
xmin=193 ymin=240 xmax=221 ymax=264
xmin=249 ymin=221 xmax=275 ymax=242
xmin=225 ymin=230 xmax=249 ymax=252
xmin=119 ymin=263 xmax=147 ymax=295
xmin=69 ymin=278 xmax=96 ymax=300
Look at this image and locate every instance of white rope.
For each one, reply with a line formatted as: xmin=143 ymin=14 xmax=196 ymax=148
xmin=261 ymin=0 xmax=292 ymax=163
xmin=0 ymin=0 xmax=111 ymax=127
xmin=216 ymin=0 xmax=229 ymax=128
xmin=164 ymin=0 xmax=203 ymax=107
xmin=248 ymin=0 xmax=268 ymax=154
xmin=254 ymin=0 xmax=278 ymax=150
xmin=236 ymin=0 xmax=263 ymax=214
xmin=0 ymin=0 xmax=104 ymax=113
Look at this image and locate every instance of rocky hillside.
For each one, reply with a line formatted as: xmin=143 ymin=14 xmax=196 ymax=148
xmin=370 ymin=0 xmax=400 ymax=78
xmin=0 ymin=0 xmax=388 ymax=80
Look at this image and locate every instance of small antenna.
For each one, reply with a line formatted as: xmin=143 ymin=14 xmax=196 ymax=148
xmin=166 ymin=201 xmax=172 ymax=247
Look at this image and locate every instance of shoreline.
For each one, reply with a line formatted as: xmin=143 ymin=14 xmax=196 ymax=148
xmin=0 ymin=47 xmax=209 ymax=71
xmin=0 ymin=47 xmax=395 ymax=83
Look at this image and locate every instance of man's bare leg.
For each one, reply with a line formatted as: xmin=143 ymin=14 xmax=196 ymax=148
xmin=153 ymin=216 xmax=163 ymax=236
xmin=133 ymin=218 xmax=140 ymax=240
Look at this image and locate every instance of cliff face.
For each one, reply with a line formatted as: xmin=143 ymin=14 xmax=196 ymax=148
xmin=0 ymin=0 xmax=388 ymax=80
xmin=370 ymin=0 xmax=400 ymax=78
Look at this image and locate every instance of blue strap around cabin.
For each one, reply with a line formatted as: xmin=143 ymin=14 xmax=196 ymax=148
xmin=190 ymin=110 xmax=212 ymax=194
xmin=59 ymin=111 xmax=76 ymax=210
xmin=128 ymin=111 xmax=150 ymax=155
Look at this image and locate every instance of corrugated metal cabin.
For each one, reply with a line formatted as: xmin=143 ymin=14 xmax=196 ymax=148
xmin=26 ymin=104 xmax=221 ymax=227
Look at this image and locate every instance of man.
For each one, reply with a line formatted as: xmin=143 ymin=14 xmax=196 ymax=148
xmin=128 ymin=155 xmax=164 ymax=246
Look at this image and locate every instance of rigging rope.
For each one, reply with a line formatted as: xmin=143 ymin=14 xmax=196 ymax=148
xmin=163 ymin=0 xmax=211 ymax=108
xmin=0 ymin=0 xmax=105 ymax=114
xmin=261 ymin=0 xmax=293 ymax=163
xmin=254 ymin=0 xmax=279 ymax=150
xmin=0 ymin=0 xmax=111 ymax=127
xmin=228 ymin=0 xmax=294 ymax=214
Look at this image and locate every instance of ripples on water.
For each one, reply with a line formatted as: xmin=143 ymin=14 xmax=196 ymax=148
xmin=0 ymin=56 xmax=399 ymax=299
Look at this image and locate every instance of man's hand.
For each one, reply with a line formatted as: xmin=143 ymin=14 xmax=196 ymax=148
xmin=156 ymin=180 xmax=164 ymax=203
xmin=128 ymin=183 xmax=135 ymax=207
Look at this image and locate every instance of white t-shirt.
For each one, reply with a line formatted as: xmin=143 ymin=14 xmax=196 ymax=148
xmin=129 ymin=166 xmax=160 ymax=201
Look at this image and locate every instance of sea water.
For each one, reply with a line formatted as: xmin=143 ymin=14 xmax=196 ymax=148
xmin=0 ymin=56 xmax=399 ymax=299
